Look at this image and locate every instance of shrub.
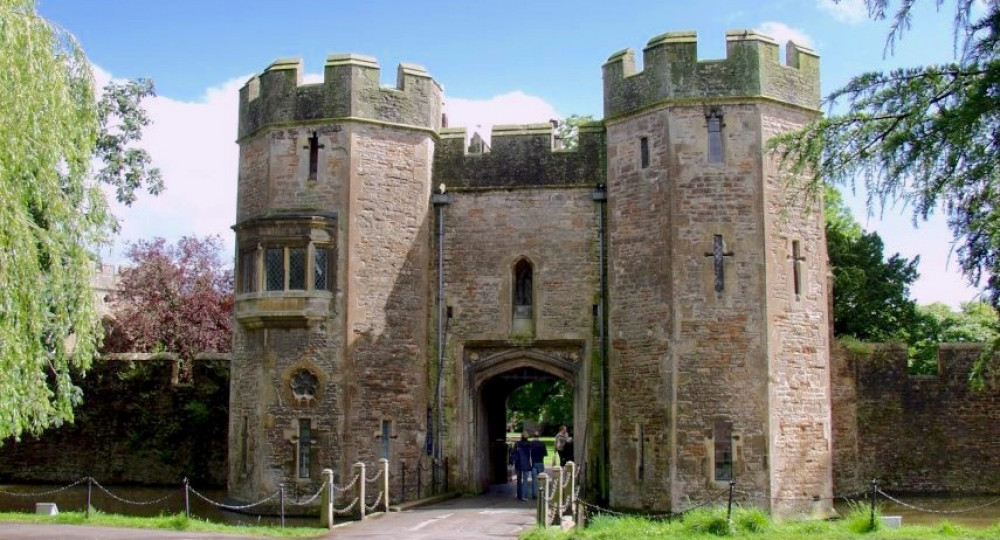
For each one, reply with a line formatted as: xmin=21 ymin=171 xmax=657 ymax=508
xmin=732 ymin=505 xmax=770 ymax=533
xmin=682 ymin=507 xmax=733 ymax=536
xmin=842 ymin=500 xmax=881 ymax=533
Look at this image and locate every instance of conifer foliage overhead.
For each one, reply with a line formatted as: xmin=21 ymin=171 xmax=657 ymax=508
xmin=771 ymin=0 xmax=1000 ymax=304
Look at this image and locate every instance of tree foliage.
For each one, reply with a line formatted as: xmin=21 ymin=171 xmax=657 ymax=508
xmin=0 ymin=0 xmax=160 ymax=441
xmin=555 ymin=114 xmax=595 ymax=150
xmin=771 ymin=0 xmax=1000 ymax=304
xmin=826 ymin=185 xmax=922 ymax=342
xmin=507 ymin=380 xmax=572 ymax=433
xmin=102 ymin=236 xmax=234 ymax=367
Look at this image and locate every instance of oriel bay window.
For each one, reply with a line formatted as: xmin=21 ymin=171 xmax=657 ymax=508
xmin=246 ymin=245 xmax=333 ymax=293
xmin=233 ymin=213 xmax=337 ymax=328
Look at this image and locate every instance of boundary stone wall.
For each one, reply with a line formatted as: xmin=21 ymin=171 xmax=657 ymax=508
xmin=0 ymin=356 xmax=229 ymax=487
xmin=832 ymin=343 xmax=1000 ymax=493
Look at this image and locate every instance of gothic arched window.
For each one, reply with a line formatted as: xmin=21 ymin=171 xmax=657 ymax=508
xmin=513 ymin=258 xmax=533 ymax=320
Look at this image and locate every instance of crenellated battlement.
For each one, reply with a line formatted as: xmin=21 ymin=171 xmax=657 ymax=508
xmin=602 ymin=30 xmax=820 ymax=118
xmin=238 ymin=54 xmax=443 ymax=140
xmin=433 ymin=122 xmax=605 ymax=189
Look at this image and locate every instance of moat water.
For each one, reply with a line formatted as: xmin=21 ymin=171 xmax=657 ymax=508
xmin=834 ymin=493 xmax=1000 ymax=529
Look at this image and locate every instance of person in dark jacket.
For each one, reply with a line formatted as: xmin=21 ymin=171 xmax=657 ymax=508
xmin=509 ymin=433 xmax=533 ymax=500
xmin=529 ymin=431 xmax=548 ymax=499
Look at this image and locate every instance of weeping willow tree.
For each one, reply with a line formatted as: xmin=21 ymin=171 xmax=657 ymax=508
xmin=0 ymin=0 xmax=161 ymax=441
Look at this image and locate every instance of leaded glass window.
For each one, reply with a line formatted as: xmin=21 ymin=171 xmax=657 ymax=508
xmin=298 ymin=419 xmax=311 ymax=478
xmin=288 ymin=248 xmax=306 ymax=290
xmin=714 ymin=420 xmax=733 ymax=481
xmin=266 ymin=248 xmax=284 ymax=291
xmin=707 ymin=112 xmax=724 ymax=164
xmin=314 ymin=248 xmax=330 ymax=291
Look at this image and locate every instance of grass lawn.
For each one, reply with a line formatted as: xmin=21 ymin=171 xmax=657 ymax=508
xmin=521 ymin=506 xmax=1000 ymax=540
xmin=0 ymin=510 xmax=324 ymax=538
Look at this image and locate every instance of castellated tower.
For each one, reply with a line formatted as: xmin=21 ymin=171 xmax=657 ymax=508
xmin=230 ymin=55 xmax=441 ymax=501
xmin=229 ymin=29 xmax=831 ymax=517
xmin=602 ymin=31 xmax=831 ymax=515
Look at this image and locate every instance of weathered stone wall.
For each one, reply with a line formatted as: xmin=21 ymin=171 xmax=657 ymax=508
xmin=602 ymin=31 xmax=819 ymax=119
xmin=832 ymin=344 xmax=1000 ymax=494
xmin=668 ymin=102 xmax=773 ymax=508
xmin=603 ymin=29 xmax=828 ymax=515
xmin=605 ymin=107 xmax=675 ymax=509
xmin=437 ymin=186 xmax=602 ymax=490
xmin=0 ymin=357 xmax=229 ymax=487
xmin=434 ymin=123 xmax=605 ymax=189
xmin=238 ymin=56 xmax=442 ymax=140
xmin=231 ymin=111 xmax=435 ymax=501
xmin=341 ymin=124 xmax=433 ymax=471
xmin=760 ymin=102 xmax=831 ymax=514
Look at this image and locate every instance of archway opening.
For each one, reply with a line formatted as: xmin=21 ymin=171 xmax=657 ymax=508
xmin=478 ymin=367 xmax=574 ymax=486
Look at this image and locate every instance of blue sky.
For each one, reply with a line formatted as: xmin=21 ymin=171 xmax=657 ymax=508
xmin=37 ymin=0 xmax=985 ymax=307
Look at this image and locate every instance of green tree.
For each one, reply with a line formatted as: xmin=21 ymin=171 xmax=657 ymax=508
xmin=0 ymin=0 xmax=160 ymax=441
xmin=771 ymin=0 xmax=1000 ymax=305
xmin=825 ymin=185 xmax=922 ymax=342
xmin=555 ymin=114 xmax=595 ymax=150
xmin=909 ymin=301 xmax=1000 ymax=373
xmin=507 ymin=380 xmax=572 ymax=433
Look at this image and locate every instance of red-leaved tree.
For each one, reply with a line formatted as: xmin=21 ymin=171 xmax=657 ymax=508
xmin=102 ymin=236 xmax=233 ymax=363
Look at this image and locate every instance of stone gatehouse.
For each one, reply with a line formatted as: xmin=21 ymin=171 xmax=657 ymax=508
xmin=229 ymin=29 xmax=831 ymax=516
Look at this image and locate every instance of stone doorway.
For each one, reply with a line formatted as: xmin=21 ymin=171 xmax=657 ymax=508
xmin=460 ymin=344 xmax=584 ymax=492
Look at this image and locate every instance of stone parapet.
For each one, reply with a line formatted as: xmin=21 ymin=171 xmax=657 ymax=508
xmin=239 ymin=55 xmax=443 ymax=140
xmin=602 ymin=30 xmax=820 ymax=119
xmin=433 ymin=122 xmax=606 ymax=189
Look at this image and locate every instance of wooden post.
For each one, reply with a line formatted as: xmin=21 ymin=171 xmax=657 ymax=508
xmin=380 ymin=458 xmax=390 ymax=513
xmin=320 ymin=468 xmax=334 ymax=529
xmin=537 ymin=472 xmax=549 ymax=527
xmin=355 ymin=462 xmax=366 ymax=521
xmin=553 ymin=465 xmax=564 ymax=521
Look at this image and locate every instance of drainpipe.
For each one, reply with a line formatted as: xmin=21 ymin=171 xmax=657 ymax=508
xmin=592 ymin=183 xmax=609 ymax=501
xmin=431 ymin=187 xmax=452 ymax=463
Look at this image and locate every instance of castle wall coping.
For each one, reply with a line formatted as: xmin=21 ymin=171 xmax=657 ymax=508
xmin=237 ymin=116 xmax=441 ymax=143
xmin=602 ymin=29 xmax=821 ymax=116
xmin=438 ymin=127 xmax=466 ymax=139
xmin=601 ymin=94 xmax=822 ymax=124
xmin=491 ymin=123 xmax=553 ymax=136
xmin=325 ymin=53 xmax=379 ymax=69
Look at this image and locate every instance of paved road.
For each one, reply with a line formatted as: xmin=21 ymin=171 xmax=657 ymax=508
xmin=0 ymin=486 xmax=538 ymax=540
xmin=327 ymin=488 xmax=536 ymax=539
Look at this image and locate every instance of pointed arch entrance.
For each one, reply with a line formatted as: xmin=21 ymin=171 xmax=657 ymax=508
xmin=459 ymin=343 xmax=585 ymax=492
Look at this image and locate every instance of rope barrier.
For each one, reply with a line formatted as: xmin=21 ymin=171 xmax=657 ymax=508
xmin=285 ymin=484 xmax=326 ymax=506
xmin=364 ymin=468 xmax=384 ymax=484
xmin=365 ymin=490 xmax=384 ymax=513
xmin=333 ymin=473 xmax=361 ymax=494
xmin=0 ymin=478 xmax=87 ymax=497
xmin=188 ymin=485 xmax=279 ymax=511
xmin=877 ymin=490 xmax=1000 ymax=515
xmin=333 ymin=497 xmax=360 ymax=515
xmin=91 ymin=478 xmax=177 ymax=506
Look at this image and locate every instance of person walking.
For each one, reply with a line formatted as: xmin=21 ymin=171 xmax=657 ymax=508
xmin=509 ymin=433 xmax=533 ymax=500
xmin=529 ymin=431 xmax=548 ymax=499
xmin=555 ymin=425 xmax=573 ymax=466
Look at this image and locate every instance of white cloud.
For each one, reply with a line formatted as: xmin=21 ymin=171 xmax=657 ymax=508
xmin=755 ymin=21 xmax=815 ymax=48
xmin=102 ymin=73 xmax=249 ymax=265
xmin=817 ymin=0 xmax=869 ymax=24
xmin=444 ymin=91 xmax=561 ymax=145
xmin=101 ymin=71 xmax=561 ymax=264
